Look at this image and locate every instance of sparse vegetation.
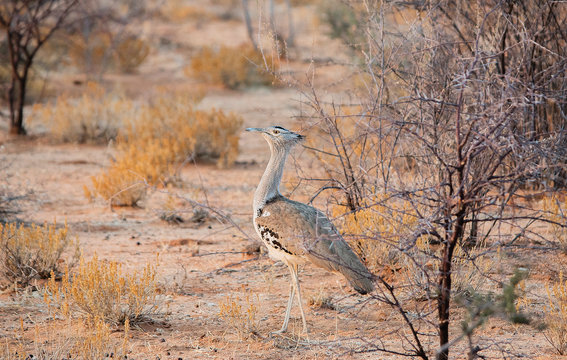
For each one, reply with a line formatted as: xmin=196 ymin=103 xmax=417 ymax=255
xmin=116 ymin=35 xmax=150 ymax=73
xmin=0 ymin=0 xmax=78 ymax=135
xmin=0 ymin=221 xmax=79 ymax=286
xmin=188 ymin=44 xmax=279 ymax=89
xmin=1 ymin=316 xmax=129 ymax=359
xmin=28 ymin=82 xmax=135 ymax=144
xmin=210 ymin=0 xmax=242 ymax=21
xmin=0 ymin=160 xmax=25 ymax=222
xmin=318 ymin=0 xmax=362 ymax=48
xmin=307 ymin=291 xmax=335 ymax=310
xmin=67 ymin=31 xmax=113 ymax=75
xmin=545 ymin=272 xmax=567 ymax=354
xmin=218 ymin=291 xmax=260 ymax=339
xmin=544 ymin=193 xmax=567 ymax=252
xmin=85 ymin=95 xmax=243 ymax=206
xmin=332 ymin=196 xmax=418 ymax=272
xmin=64 ymin=0 xmax=152 ymax=78
xmin=302 ymin=0 xmax=567 ymax=358
xmin=160 ymin=1 xmax=215 ymax=23
xmin=46 ymin=255 xmax=162 ymax=326
xmin=2 ymin=0 xmax=567 ymax=358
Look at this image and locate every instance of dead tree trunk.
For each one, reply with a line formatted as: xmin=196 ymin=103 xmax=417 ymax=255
xmin=242 ymin=0 xmax=257 ymax=50
xmin=285 ymin=0 xmax=294 ymax=47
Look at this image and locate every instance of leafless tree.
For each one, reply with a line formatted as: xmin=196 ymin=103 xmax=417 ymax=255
xmin=0 ymin=0 xmax=78 ymax=135
xmin=300 ymin=0 xmax=567 ymax=358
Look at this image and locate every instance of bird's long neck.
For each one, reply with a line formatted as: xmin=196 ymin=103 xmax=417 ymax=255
xmin=254 ymin=143 xmax=289 ymax=214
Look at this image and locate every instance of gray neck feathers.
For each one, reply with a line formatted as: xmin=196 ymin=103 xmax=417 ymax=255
xmin=253 ymin=141 xmax=289 ymax=215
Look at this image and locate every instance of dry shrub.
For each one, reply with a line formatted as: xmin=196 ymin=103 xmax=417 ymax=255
xmin=307 ymin=290 xmax=335 ymax=310
xmin=1 ymin=316 xmax=129 ymax=359
xmin=218 ymin=291 xmax=260 ymax=339
xmin=192 ymin=106 xmax=243 ymax=167
xmin=0 ymin=160 xmax=25 ymax=221
xmin=46 ymin=255 xmax=162 ymax=326
xmin=84 ymin=163 xmax=148 ymax=207
xmin=0 ymin=221 xmax=79 ymax=286
xmin=545 ymin=272 xmax=567 ymax=354
xmin=333 ymin=198 xmax=491 ymax=298
xmin=188 ymin=44 xmax=279 ymax=89
xmin=544 ymin=193 xmax=567 ymax=251
xmin=290 ymin=0 xmax=320 ymax=5
xmin=160 ymin=1 xmax=215 ymax=23
xmin=68 ymin=32 xmax=150 ymax=75
xmin=318 ymin=0 xmax=362 ymax=46
xmin=332 ymin=195 xmax=418 ymax=272
xmin=67 ymin=31 xmax=113 ymax=75
xmin=86 ymin=95 xmax=243 ymax=206
xmin=400 ymin=239 xmax=492 ymax=300
xmin=74 ymin=316 xmax=129 ymax=359
xmin=116 ymin=35 xmax=150 ymax=73
xmin=27 ymin=82 xmax=135 ymax=144
xmin=446 ymin=244 xmax=492 ymax=297
xmin=1 ymin=37 xmax=51 ymax=105
xmin=0 ymin=66 xmax=50 ymax=106
xmin=210 ymin=0 xmax=242 ymax=20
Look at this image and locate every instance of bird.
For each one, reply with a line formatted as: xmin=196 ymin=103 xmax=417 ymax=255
xmin=246 ymin=125 xmax=374 ymax=334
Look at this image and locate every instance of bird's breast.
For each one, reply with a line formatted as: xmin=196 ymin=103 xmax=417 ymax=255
xmin=257 ymin=224 xmax=292 ymax=255
xmin=253 ymin=217 xmax=305 ymax=265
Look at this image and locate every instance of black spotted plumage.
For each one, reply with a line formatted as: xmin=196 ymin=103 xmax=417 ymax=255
xmin=259 ymin=225 xmax=293 ymax=255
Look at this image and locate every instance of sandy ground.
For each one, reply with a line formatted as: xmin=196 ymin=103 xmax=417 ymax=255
xmin=1 ymin=1 xmax=566 ymax=359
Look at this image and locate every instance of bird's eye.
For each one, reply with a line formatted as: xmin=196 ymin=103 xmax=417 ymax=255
xmin=272 ymin=129 xmax=280 ymax=135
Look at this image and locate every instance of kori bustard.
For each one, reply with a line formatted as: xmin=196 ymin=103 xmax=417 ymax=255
xmin=246 ymin=126 xmax=374 ymax=334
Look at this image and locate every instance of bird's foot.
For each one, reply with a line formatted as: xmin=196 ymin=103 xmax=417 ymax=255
xmin=301 ymin=327 xmax=310 ymax=342
xmin=269 ymin=328 xmax=308 ymax=336
xmin=269 ymin=328 xmax=287 ymax=337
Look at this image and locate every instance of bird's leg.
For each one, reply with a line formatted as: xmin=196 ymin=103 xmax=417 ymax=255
xmin=271 ymin=281 xmax=295 ymax=335
xmin=290 ymin=263 xmax=308 ymax=334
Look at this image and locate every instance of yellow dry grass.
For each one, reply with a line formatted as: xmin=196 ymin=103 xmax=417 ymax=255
xmin=84 ymin=94 xmax=243 ymax=206
xmin=28 ymin=82 xmax=135 ymax=144
xmin=544 ymin=192 xmax=567 ymax=251
xmin=0 ymin=221 xmax=79 ymax=286
xmin=160 ymin=1 xmax=215 ymax=23
xmin=188 ymin=44 xmax=279 ymax=89
xmin=545 ymin=272 xmax=567 ymax=354
xmin=332 ymin=194 xmax=418 ymax=271
xmin=116 ymin=36 xmax=150 ymax=73
xmin=1 ymin=316 xmax=129 ymax=360
xmin=45 ymin=255 xmax=161 ymax=326
xmin=218 ymin=290 xmax=260 ymax=340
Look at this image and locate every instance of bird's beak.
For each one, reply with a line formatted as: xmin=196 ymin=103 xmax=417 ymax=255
xmin=246 ymin=127 xmax=264 ymax=133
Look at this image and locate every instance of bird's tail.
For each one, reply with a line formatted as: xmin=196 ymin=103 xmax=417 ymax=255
xmin=340 ymin=262 xmax=374 ymax=295
xmin=308 ymin=238 xmax=375 ymax=295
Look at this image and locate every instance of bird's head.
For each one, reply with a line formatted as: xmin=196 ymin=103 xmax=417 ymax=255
xmin=246 ymin=126 xmax=305 ymax=150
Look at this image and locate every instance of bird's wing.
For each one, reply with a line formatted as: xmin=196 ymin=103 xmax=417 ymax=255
xmin=256 ymin=197 xmax=374 ymax=294
xmin=256 ymin=197 xmax=339 ymax=255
